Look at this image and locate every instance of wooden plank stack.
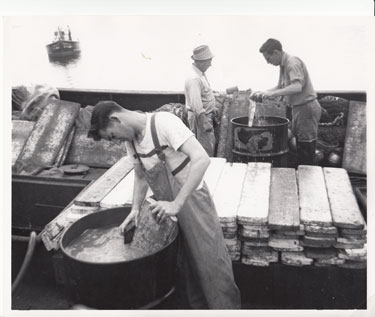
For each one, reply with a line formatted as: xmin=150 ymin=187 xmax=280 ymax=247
xmin=213 ymin=162 xmax=247 ymax=261
xmin=296 ymin=166 xmax=337 ymax=266
xmin=202 ymin=157 xmax=227 ymax=197
xmin=268 ymin=168 xmax=310 ymax=266
xmin=324 ymin=167 xmax=367 ymax=269
xmin=237 ymin=163 xmax=278 ymax=266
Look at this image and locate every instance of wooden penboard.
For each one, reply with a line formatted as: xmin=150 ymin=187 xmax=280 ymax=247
xmin=66 ymin=129 xmax=127 ymax=168
xmin=342 ymin=101 xmax=366 ymax=174
xmin=12 ymin=120 xmax=35 ymax=166
xmin=268 ymin=168 xmax=300 ymax=230
xmin=15 ymin=99 xmax=80 ymax=173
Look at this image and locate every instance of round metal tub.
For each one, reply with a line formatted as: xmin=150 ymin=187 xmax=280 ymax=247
xmin=231 ymin=116 xmax=289 ymax=166
xmin=60 ymin=206 xmax=179 ymax=309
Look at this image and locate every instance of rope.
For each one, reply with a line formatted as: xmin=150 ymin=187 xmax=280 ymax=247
xmin=319 ymin=112 xmax=344 ymax=127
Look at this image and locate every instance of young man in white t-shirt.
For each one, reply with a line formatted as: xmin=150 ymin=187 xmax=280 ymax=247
xmin=88 ymin=101 xmax=241 ymax=309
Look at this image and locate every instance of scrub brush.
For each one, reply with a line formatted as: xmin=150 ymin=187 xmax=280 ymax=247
xmin=123 ymin=223 xmax=136 ymax=244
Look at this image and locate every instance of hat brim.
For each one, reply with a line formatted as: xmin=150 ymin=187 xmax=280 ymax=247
xmin=191 ymin=54 xmax=214 ymax=61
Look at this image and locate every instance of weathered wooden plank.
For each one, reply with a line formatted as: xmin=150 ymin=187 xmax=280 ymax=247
xmin=225 ymin=238 xmax=241 ymax=256
xmin=216 ymin=98 xmax=230 ymax=159
xmin=15 ymin=99 xmax=81 ymax=174
xmin=305 ymin=231 xmax=338 ymax=239
xmin=237 ymin=163 xmax=271 ymax=225
xmin=301 ymin=236 xmax=336 ymax=248
xmin=242 ymin=224 xmax=270 ymax=231
xmin=342 ymin=101 xmax=366 ymax=174
xmin=55 ymin=127 xmax=76 ymax=166
xmin=305 ymin=225 xmax=338 ymax=235
xmin=272 ymin=233 xmax=301 ymax=240
xmin=323 ymin=167 xmax=365 ymax=229
xmin=100 ymin=169 xmax=154 ymax=208
xmin=298 ymin=166 xmax=332 ymax=227
xmin=240 ymin=235 xmax=268 ymax=242
xmin=66 ymin=129 xmax=127 ymax=168
xmin=316 ymin=258 xmax=345 ymax=266
xmin=268 ymin=168 xmax=299 ymax=230
xmin=334 ymin=242 xmax=365 ymax=250
xmin=304 ymin=247 xmax=337 ymax=260
xmin=225 ymin=92 xmax=249 ymax=162
xmin=340 ymin=224 xmax=367 ymax=236
xmin=213 ymin=162 xmax=247 ymax=221
xmin=239 ymin=227 xmax=270 ymax=239
xmin=202 ymin=157 xmax=227 ymax=196
xmin=337 ymin=237 xmax=366 ymax=245
xmin=12 ymin=120 xmax=35 ymax=166
xmin=242 ymin=240 xmax=269 ymax=248
xmin=268 ymin=237 xmax=303 ymax=251
xmin=338 ymin=244 xmax=366 ymax=258
xmin=74 ymin=156 xmax=134 ymax=207
xmin=281 ymin=251 xmax=313 ymax=266
xmin=242 ymin=247 xmax=278 ymax=262
xmin=338 ymin=248 xmax=367 ymax=261
xmin=241 ymin=257 xmax=270 ymax=267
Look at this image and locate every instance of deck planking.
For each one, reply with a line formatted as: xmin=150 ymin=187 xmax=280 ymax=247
xmin=298 ymin=166 xmax=332 ymax=227
xmin=268 ymin=168 xmax=300 ymax=230
xmin=323 ymin=167 xmax=365 ymax=229
xmin=237 ymin=163 xmax=271 ymax=225
xmin=74 ymin=156 xmax=134 ymax=207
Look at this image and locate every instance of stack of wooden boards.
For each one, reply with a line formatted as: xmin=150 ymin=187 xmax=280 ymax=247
xmin=41 ymin=158 xmax=367 ymax=271
xmin=12 ymin=99 xmax=127 ymax=174
xmin=205 ymin=160 xmax=367 ymax=269
xmin=212 ymin=161 xmax=246 ymax=261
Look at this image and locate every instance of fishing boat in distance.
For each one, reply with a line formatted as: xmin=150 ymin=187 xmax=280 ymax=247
xmin=46 ymin=26 xmax=81 ymax=58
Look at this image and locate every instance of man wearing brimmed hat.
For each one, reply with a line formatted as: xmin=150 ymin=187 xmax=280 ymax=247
xmin=184 ymin=45 xmax=216 ymax=156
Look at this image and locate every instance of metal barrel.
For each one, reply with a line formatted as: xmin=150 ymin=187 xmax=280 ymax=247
xmin=60 ymin=206 xmax=178 ymax=309
xmin=231 ymin=116 xmax=289 ymax=167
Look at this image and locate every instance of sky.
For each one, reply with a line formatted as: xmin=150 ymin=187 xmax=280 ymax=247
xmin=3 ymin=15 xmax=373 ymax=92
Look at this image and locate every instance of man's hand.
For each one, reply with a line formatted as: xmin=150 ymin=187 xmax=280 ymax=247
xmin=261 ymin=91 xmax=276 ymax=98
xmin=150 ymin=200 xmax=181 ymax=224
xmin=250 ymin=91 xmax=264 ymax=102
xmin=119 ymin=209 xmax=139 ymax=235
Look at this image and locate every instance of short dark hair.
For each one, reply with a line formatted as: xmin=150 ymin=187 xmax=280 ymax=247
xmin=259 ymin=38 xmax=283 ymax=55
xmin=88 ymin=100 xmax=123 ymax=140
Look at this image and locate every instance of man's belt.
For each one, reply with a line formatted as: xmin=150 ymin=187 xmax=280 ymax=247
xmin=292 ymin=98 xmax=317 ymax=108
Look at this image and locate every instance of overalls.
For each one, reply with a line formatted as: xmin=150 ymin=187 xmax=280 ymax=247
xmin=131 ymin=113 xmax=240 ymax=309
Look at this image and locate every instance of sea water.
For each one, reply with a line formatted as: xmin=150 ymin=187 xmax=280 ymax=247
xmin=65 ymin=226 xmax=145 ymax=263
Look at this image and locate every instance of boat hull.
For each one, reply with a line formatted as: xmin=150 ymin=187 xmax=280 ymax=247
xmin=46 ymin=40 xmax=81 ymax=57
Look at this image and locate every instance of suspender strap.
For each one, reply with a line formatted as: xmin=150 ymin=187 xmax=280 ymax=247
xmin=132 ymin=145 xmax=168 ymax=159
xmin=133 ymin=113 xmax=190 ymax=176
xmin=171 ymin=156 xmax=190 ymax=176
xmin=150 ymin=113 xmax=166 ymax=162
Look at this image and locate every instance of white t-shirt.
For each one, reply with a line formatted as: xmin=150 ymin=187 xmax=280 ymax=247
xmin=125 ymin=112 xmax=204 ymax=189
